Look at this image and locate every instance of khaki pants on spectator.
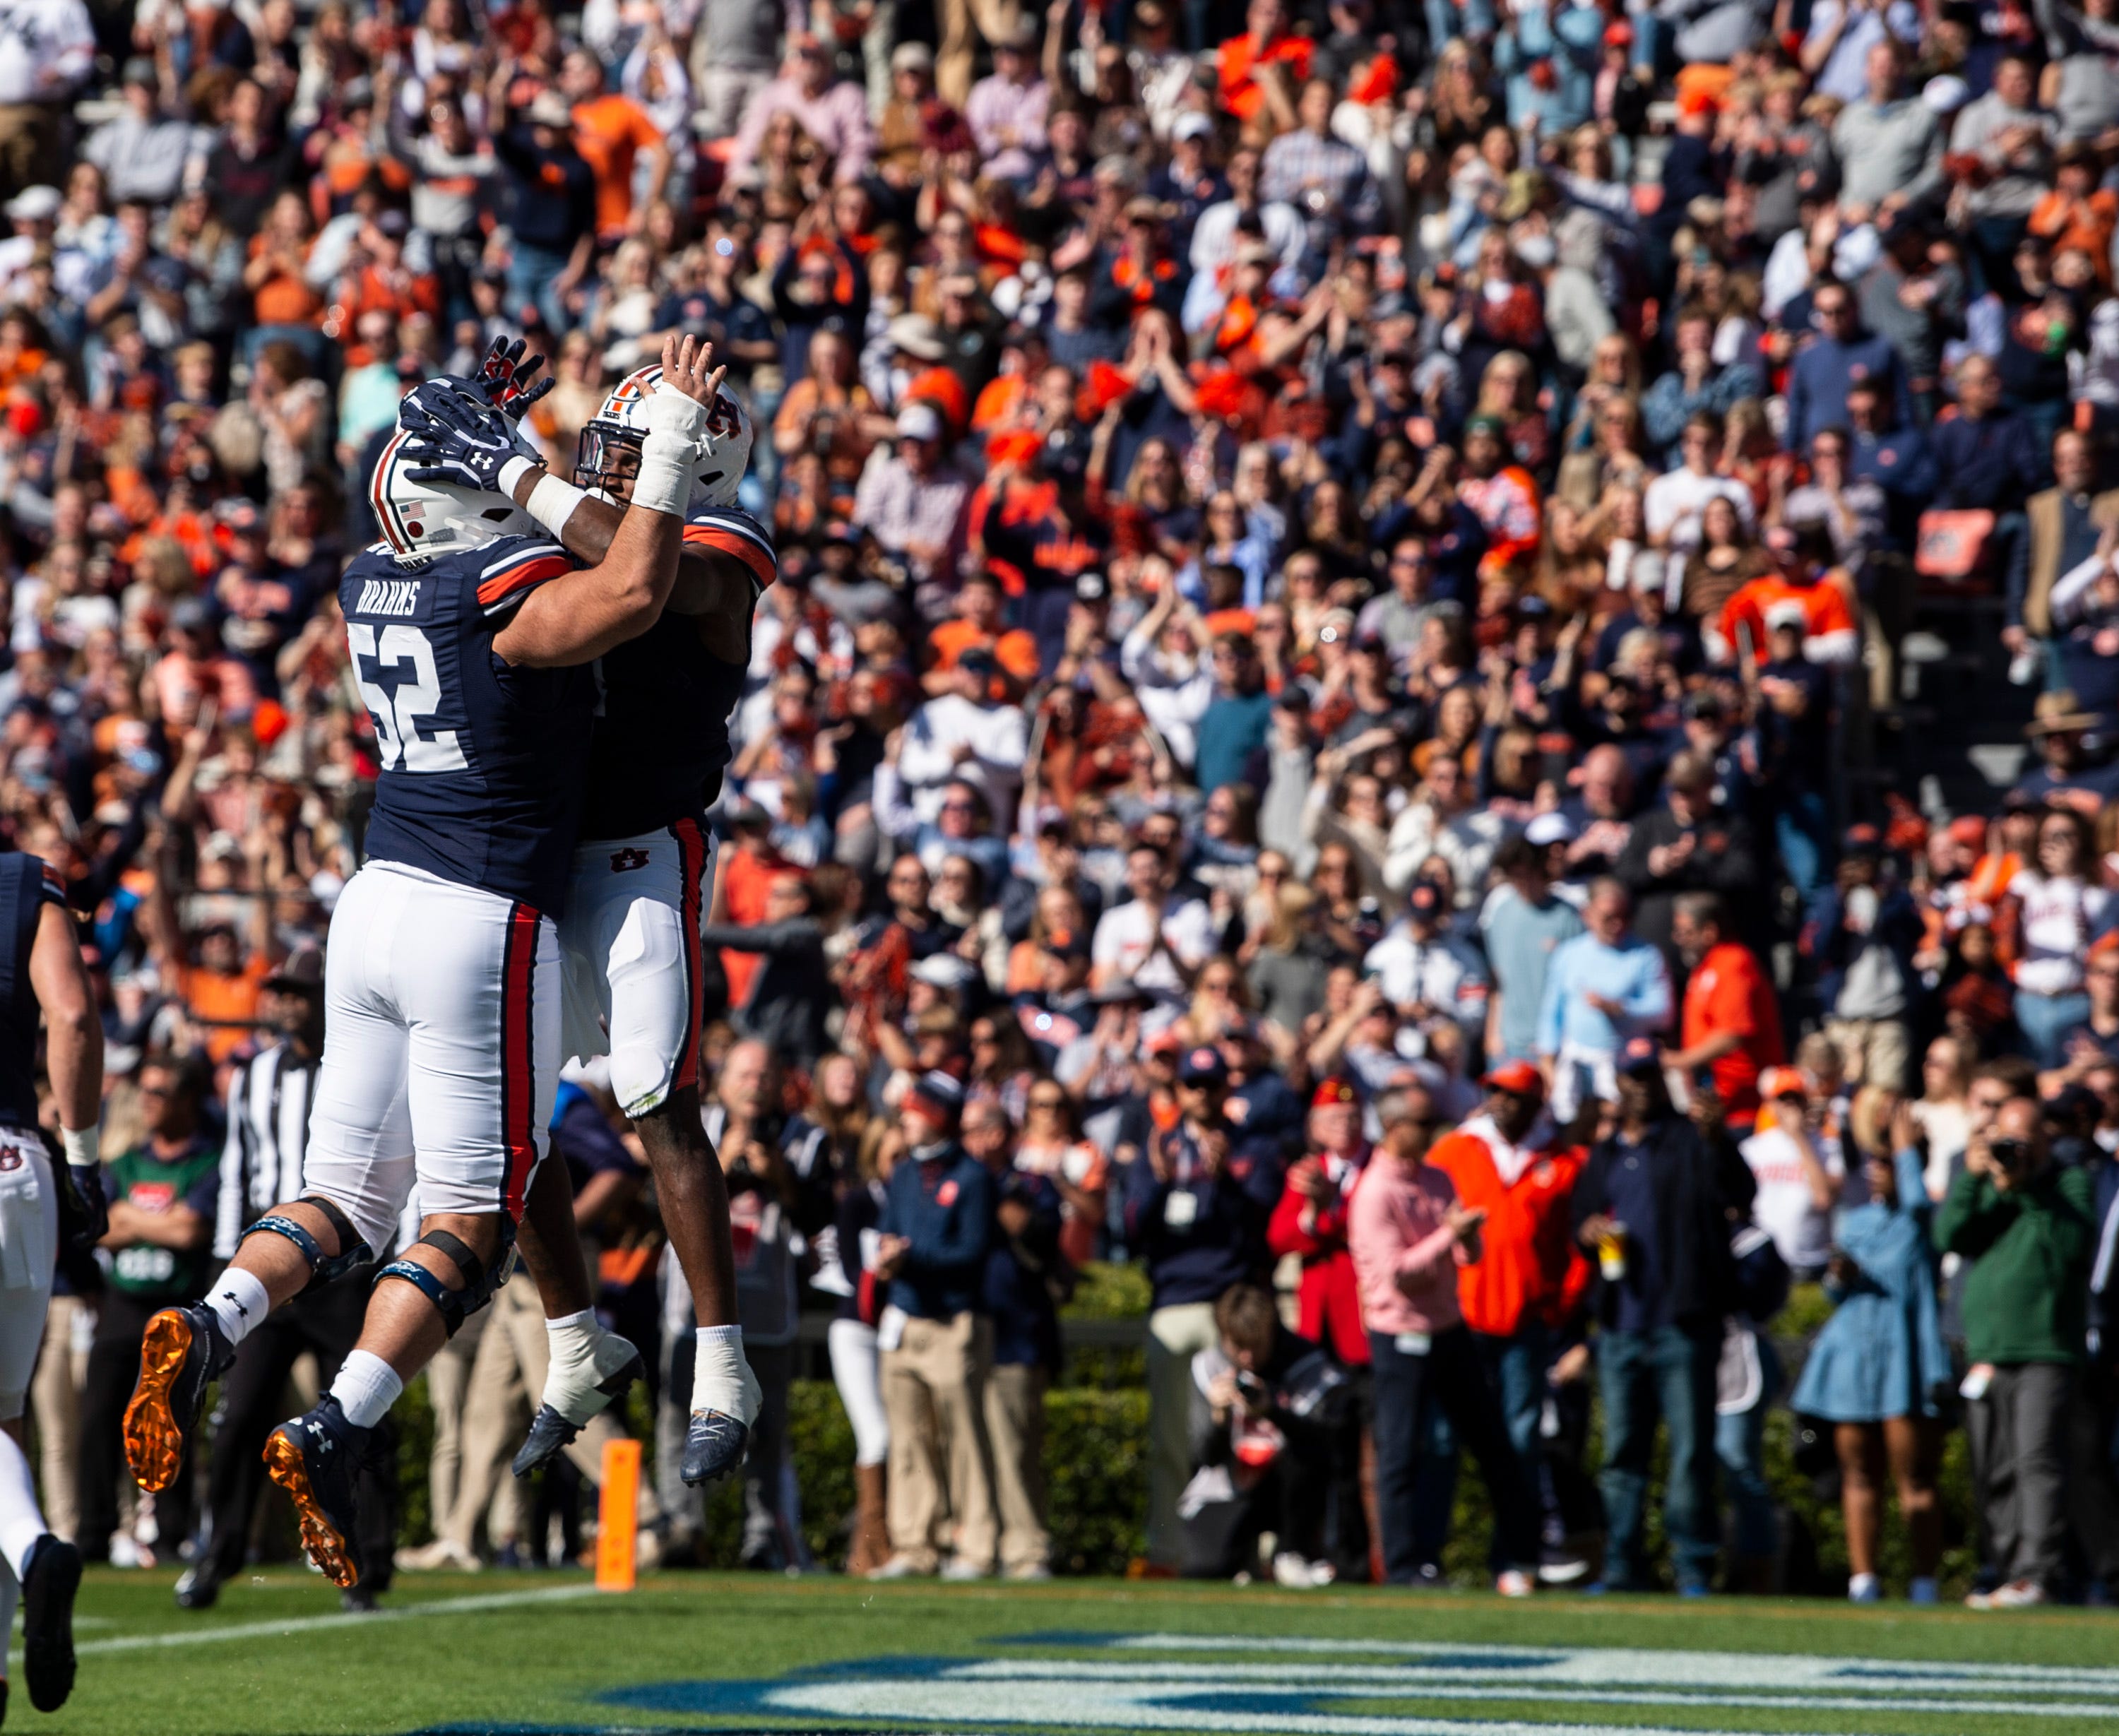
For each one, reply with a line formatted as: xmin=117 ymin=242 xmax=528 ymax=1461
xmin=31 ymin=1293 xmax=89 ymax=1542
xmin=1145 ymin=1301 xmax=1221 ymax=1568
xmin=424 ymin=1304 xmax=489 ymax=1538
xmin=441 ymin=1274 xmax=655 ymax=1555
xmin=1824 ymin=1016 xmax=1912 ymax=1096
xmin=935 ymin=0 xmax=1021 ymax=107
xmin=880 ymin=1311 xmax=997 ymax=1571
xmin=983 ymin=1360 xmax=1050 ymax=1575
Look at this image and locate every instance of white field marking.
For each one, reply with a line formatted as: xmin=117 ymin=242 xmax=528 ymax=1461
xmin=1098 ymin=1636 xmax=2119 ymax=1693
xmin=759 ymin=1677 xmax=1859 ymax=1736
xmin=923 ymin=1663 xmax=2118 ymax=1721
xmin=66 ymin=1585 xmax=598 ymax=1654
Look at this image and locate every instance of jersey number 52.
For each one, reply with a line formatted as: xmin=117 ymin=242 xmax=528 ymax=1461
xmin=348 ymin=623 xmax=470 ymax=773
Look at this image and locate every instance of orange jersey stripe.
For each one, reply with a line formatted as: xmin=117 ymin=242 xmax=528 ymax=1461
xmin=682 ymin=523 xmax=776 ymax=590
xmin=476 ymin=552 xmax=572 ymax=610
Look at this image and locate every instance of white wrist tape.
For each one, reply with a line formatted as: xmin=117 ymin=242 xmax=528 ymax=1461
xmin=524 ymin=471 xmax=588 ymax=539
xmin=497 ymin=455 xmax=539 ymax=497
xmin=642 ymin=387 xmax=713 ymax=445
xmin=60 ymin=1126 xmax=97 ymax=1170
xmin=631 ymin=440 xmax=694 ymax=518
xmin=631 ymin=386 xmax=712 ymax=518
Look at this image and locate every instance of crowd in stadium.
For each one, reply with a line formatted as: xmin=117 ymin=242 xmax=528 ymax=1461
xmin=6 ymin=0 xmax=2119 ymax=1615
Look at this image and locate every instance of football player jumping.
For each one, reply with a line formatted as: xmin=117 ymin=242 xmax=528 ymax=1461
xmin=121 ymin=337 xmax=727 ymax=1587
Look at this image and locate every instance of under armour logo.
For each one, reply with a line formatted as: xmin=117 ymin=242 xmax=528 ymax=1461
xmin=610 ymin=848 xmax=651 ymax=872
xmin=224 ymin=1294 xmax=249 ymax=1320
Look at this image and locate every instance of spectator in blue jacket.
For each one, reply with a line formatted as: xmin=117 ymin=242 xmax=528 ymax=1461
xmin=873 ymin=1072 xmax=999 ymax=1579
xmin=1124 ymin=1043 xmax=1284 ymax=1570
xmin=1570 ymin=1038 xmax=1758 ymax=1595
xmin=1785 ymin=279 xmax=1914 ymax=453
xmin=966 ymin=1100 xmax=1065 ymax=1581
xmin=1931 ymin=355 xmax=2049 ymax=515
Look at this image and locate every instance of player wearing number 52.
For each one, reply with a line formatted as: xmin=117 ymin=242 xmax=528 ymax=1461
xmin=80 ymin=1055 xmax=220 ymax=1564
xmin=116 ymin=339 xmax=726 ymax=1593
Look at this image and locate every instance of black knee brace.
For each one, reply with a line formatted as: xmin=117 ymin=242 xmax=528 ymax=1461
xmin=243 ymin=1196 xmax=374 ymax=1293
xmin=372 ymin=1223 xmax=516 ymax=1338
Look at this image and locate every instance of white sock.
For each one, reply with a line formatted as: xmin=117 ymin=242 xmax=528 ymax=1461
xmin=545 ymin=1309 xmax=599 ymax=1369
xmin=0 ymin=1558 xmax=17 ymax=1662
xmin=693 ymin=1325 xmax=754 ymax=1420
xmin=206 ymin=1268 xmax=271 ymax=1349
xmin=328 ymin=1350 xmax=403 ymax=1429
xmin=0 ymin=1429 xmax=46 ymax=1580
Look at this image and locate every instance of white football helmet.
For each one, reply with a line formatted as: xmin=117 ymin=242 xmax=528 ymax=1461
xmin=576 ymin=363 xmax=753 ymax=511
xmin=370 ymin=382 xmax=545 ymax=562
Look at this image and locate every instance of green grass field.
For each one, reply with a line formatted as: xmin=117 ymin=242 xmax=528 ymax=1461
xmin=23 ymin=1569 xmax=2119 ymax=1736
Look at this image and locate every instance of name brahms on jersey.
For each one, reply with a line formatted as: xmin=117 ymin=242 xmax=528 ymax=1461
xmin=356 ymin=578 xmax=424 ymax=618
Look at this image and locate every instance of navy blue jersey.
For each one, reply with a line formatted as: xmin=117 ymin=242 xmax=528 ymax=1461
xmin=341 ymin=535 xmax=594 ymax=915
xmin=578 ymin=506 xmax=773 ymax=841
xmin=0 ymin=854 xmax=64 ymax=1131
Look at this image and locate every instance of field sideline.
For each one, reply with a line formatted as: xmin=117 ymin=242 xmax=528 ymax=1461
xmin=16 ymin=1569 xmax=2119 ymax=1736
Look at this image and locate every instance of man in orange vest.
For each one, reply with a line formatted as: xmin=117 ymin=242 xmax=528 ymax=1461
xmin=1425 ymin=1060 xmax=1592 ymax=1581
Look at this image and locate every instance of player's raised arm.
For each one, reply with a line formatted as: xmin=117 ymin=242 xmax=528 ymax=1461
xmin=400 ymin=333 xmax=767 ymax=665
xmin=403 ymin=335 xmax=723 ymax=668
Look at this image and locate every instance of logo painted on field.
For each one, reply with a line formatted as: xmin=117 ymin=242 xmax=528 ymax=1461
xmin=593 ymin=1631 xmax=2119 ymax=1736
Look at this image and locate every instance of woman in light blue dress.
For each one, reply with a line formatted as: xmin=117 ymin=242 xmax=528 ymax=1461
xmin=1789 ymin=1107 xmax=1952 ymax=1605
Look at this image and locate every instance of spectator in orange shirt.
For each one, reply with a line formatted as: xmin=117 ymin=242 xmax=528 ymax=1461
xmin=153 ymin=598 xmax=259 ymax=729
xmin=329 ymin=208 xmax=442 ymax=330
xmin=772 ymin=327 xmax=892 ymax=492
xmin=926 ymin=571 xmax=1039 ymax=694
xmin=712 ymin=800 xmax=795 ymax=1011
xmin=243 ymin=191 xmax=325 ymax=344
xmin=2028 ymin=143 xmax=2117 ymax=287
xmin=1666 ymin=893 xmax=1786 ymax=1129
xmin=1216 ymin=0 xmax=1308 ymax=130
xmin=1711 ymin=523 xmax=1861 ymax=670
xmin=141 ymin=815 xmax=280 ymax=1066
xmin=1425 ymin=1061 xmax=1590 ymax=1579
xmin=560 ymin=48 xmax=670 ymax=242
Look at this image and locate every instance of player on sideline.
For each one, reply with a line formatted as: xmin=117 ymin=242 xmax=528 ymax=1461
xmin=394 ymin=339 xmax=768 ymax=1484
xmin=119 ymin=335 xmax=728 ymax=1587
xmin=0 ymin=851 xmax=100 ymax=1716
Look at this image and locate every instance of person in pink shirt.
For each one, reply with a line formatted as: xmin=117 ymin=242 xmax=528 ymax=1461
xmin=728 ymin=35 xmax=877 ymax=187
xmin=1348 ymin=1089 xmax=1541 ymax=1593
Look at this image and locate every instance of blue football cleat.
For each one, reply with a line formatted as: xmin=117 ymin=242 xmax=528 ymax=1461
xmin=124 ymin=1304 xmax=233 ymax=1495
xmin=263 ymin=1397 xmax=369 ymax=1589
xmin=680 ymin=1410 xmax=752 ymax=1486
xmin=511 ymin=1338 xmax=644 ymax=1479
xmin=22 ymin=1533 xmax=81 ymax=1711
